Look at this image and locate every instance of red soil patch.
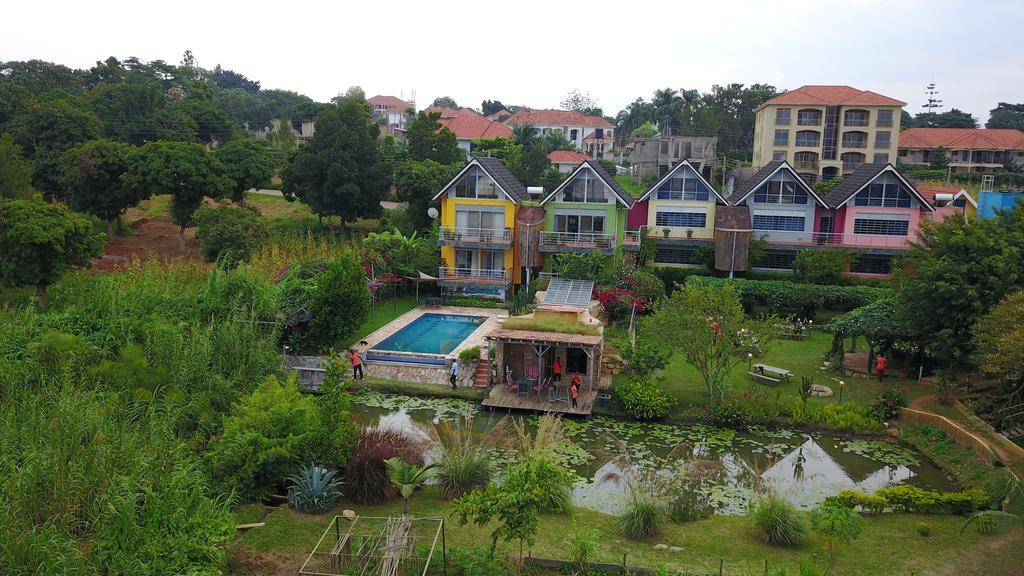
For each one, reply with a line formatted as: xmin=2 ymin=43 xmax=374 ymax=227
xmin=91 ymin=218 xmax=206 ymax=272
xmin=228 ymin=547 xmax=305 ymax=576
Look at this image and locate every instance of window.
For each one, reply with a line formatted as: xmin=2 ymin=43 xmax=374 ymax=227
xmin=480 ymin=250 xmax=504 ymax=271
xmin=844 ymin=109 xmax=869 ymax=127
xmin=873 ymin=153 xmax=890 ymax=163
xmin=793 ymin=151 xmax=818 ymax=170
xmin=774 ymin=129 xmax=789 ymax=146
xmin=570 ymin=129 xmax=578 ymax=140
xmin=876 ymin=110 xmax=893 ymax=128
xmin=452 ymin=166 xmax=500 ymax=199
xmin=841 ymin=152 xmax=865 ymax=171
xmin=752 ymin=171 xmax=808 ymax=204
xmin=563 ymin=171 xmax=608 ymax=203
xmin=655 ymin=170 xmax=712 ymax=201
xmin=753 ymin=214 xmax=805 ymax=231
xmin=797 ymin=109 xmax=822 ymax=126
xmin=772 ymin=151 xmax=788 ymax=161
xmin=655 ymin=211 xmax=707 ymax=228
xmin=795 ymin=130 xmax=819 ymax=147
xmin=849 ymin=254 xmax=894 ymax=275
xmin=455 ymin=208 xmax=504 ymax=232
xmin=874 ymin=131 xmax=891 ymax=148
xmin=775 ymin=108 xmax=791 ymax=125
xmin=554 ymin=213 xmax=605 ymax=234
xmin=854 ymin=218 xmax=909 ymax=236
xmin=842 ymin=131 xmax=868 ymax=148
xmin=757 ymin=249 xmax=798 ymax=270
xmin=654 ymin=246 xmax=706 ymax=265
xmin=853 ymin=174 xmax=913 ymax=207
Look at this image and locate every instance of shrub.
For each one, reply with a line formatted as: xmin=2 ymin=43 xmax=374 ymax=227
xmin=751 ymin=493 xmax=806 ymax=547
xmin=874 ymin=485 xmax=989 ymax=515
xmin=615 ymin=376 xmax=675 ymax=420
xmin=793 ymin=249 xmax=854 ymax=285
xmin=800 ymin=402 xmax=884 ymax=435
xmin=194 ymin=203 xmax=268 ymax=267
xmin=345 ymin=428 xmax=425 ymax=505
xmin=708 ymin=398 xmax=757 ymax=430
xmin=566 ymin=520 xmax=599 ymax=571
xmin=278 ymin=253 xmax=371 ymax=354
xmin=445 ymin=546 xmax=514 ymax=576
xmin=972 ymin=512 xmax=999 ymax=535
xmin=916 ymin=522 xmax=932 ymax=537
xmin=810 ymin=504 xmax=863 ymax=562
xmin=431 ymin=415 xmax=509 ymax=500
xmin=933 ymin=369 xmax=959 ymax=405
xmin=620 ymin=485 xmax=669 ymax=540
xmin=598 ymin=287 xmax=647 ymax=320
xmin=287 ymin=463 xmax=343 ymax=514
xmin=823 ymin=489 xmax=886 ymax=514
xmin=686 ymin=276 xmax=893 ymax=313
xmin=445 ymin=297 xmax=503 ymax=308
xmin=870 ymin=387 xmax=908 ymax=421
xmin=458 ymin=346 xmax=481 ymax=363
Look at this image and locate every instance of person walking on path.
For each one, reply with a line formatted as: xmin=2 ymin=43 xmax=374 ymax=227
xmin=875 ymin=353 xmax=888 ymax=382
xmin=552 ymin=357 xmax=562 ymax=383
xmin=349 ymin=349 xmax=364 ymax=380
xmin=570 ymin=372 xmax=581 ymax=411
xmin=450 ymin=358 xmax=460 ymax=389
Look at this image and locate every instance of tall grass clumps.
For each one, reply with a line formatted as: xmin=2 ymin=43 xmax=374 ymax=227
xmin=431 ymin=413 xmax=509 ymax=500
xmin=751 ymin=493 xmax=807 ymax=547
xmin=345 ymin=427 xmax=426 ymax=505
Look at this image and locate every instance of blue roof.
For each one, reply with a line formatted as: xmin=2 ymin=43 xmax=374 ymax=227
xmin=978 ymin=190 xmax=1024 ymax=219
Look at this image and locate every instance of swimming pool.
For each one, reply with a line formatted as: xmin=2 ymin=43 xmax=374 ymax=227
xmin=372 ymin=314 xmax=486 ymax=356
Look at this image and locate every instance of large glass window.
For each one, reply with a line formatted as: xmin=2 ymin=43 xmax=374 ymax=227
xmin=876 ymin=110 xmax=893 ymax=128
xmin=774 ymin=129 xmax=789 ymax=146
xmin=854 ymin=218 xmax=909 ymax=236
xmin=554 ymin=213 xmax=605 ymax=234
xmin=480 ymin=250 xmax=504 ymax=271
xmin=844 ymin=109 xmax=869 ymax=127
xmin=841 ymin=152 xmax=865 ymax=171
xmin=797 ymin=109 xmax=822 ymax=126
xmin=853 ymin=174 xmax=913 ymax=207
xmin=775 ymin=108 xmax=791 ymax=125
xmin=563 ymin=171 xmax=608 ymax=203
xmin=752 ymin=171 xmax=808 ymax=204
xmin=795 ymin=130 xmax=819 ymax=147
xmin=452 ymin=167 xmax=499 ymax=199
xmin=655 ymin=170 xmax=711 ymax=201
xmin=455 ymin=208 xmax=504 ymax=231
xmin=655 ymin=211 xmax=707 ymax=228
xmin=842 ymin=131 xmax=868 ymax=148
xmin=753 ymin=215 xmax=805 ymax=231
xmin=757 ymin=249 xmax=798 ymax=270
xmin=793 ymin=151 xmax=818 ymax=170
xmin=772 ymin=151 xmax=788 ymax=161
xmin=873 ymin=153 xmax=890 ymax=164
xmin=653 ymin=246 xmax=706 ymax=265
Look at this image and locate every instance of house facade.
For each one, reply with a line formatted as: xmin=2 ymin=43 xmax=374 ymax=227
xmin=898 ymin=128 xmax=1024 ymax=173
xmin=432 ymin=108 xmax=514 ymax=157
xmin=629 ymin=135 xmax=718 ymax=182
xmin=548 ymin=150 xmax=591 ymax=173
xmin=431 ymin=157 xmax=529 ymax=299
xmin=538 ymin=160 xmax=637 ymax=259
xmin=505 ymin=110 xmax=615 ymax=159
xmin=918 ymin=185 xmax=977 ymax=223
xmin=751 ymin=85 xmax=905 ymax=184
xmin=368 ymin=95 xmax=415 ymax=137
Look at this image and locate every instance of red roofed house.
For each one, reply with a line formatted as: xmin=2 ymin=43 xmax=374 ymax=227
xmin=751 ymin=85 xmax=905 ymax=184
xmin=548 ymin=150 xmax=591 ymax=173
xmin=898 ymin=128 xmax=1024 ymax=174
xmin=505 ymin=109 xmax=615 ymax=159
xmin=368 ymin=95 xmax=415 ymax=136
xmin=426 ymin=106 xmax=515 ymax=157
xmin=917 ymin=184 xmax=977 ymax=223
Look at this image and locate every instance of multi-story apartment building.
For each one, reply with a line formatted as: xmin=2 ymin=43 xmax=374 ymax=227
xmin=898 ymin=128 xmax=1024 ymax=173
xmin=752 ymin=85 xmax=905 ymax=184
xmin=628 ymin=135 xmax=717 ymax=182
xmin=504 ymin=110 xmax=615 ymax=159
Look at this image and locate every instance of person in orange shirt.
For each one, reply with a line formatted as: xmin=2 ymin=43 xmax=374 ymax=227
xmin=349 ymin=349 xmax=364 ymax=380
xmin=570 ymin=372 xmax=581 ymax=410
xmin=552 ymin=357 xmax=562 ymax=383
xmin=875 ymin=353 xmax=887 ymax=383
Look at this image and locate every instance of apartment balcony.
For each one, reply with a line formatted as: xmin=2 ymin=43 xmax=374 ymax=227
xmin=539 ymin=231 xmax=616 ymax=253
xmin=436 ymin=266 xmax=512 ymax=289
xmin=438 ymin=226 xmax=513 ymax=248
xmin=794 ymin=160 xmax=819 ymax=171
xmin=773 ymin=139 xmax=789 ymax=146
xmin=622 ymin=230 xmax=641 ymax=251
xmin=755 ymin=230 xmax=913 ymax=250
xmin=843 ymin=119 xmax=869 ymax=127
xmin=797 ymin=119 xmax=822 ymax=127
xmin=841 ymin=140 xmax=868 ymax=149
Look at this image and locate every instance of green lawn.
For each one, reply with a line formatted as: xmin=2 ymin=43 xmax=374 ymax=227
xmin=614 ymin=174 xmax=645 ymax=197
xmin=230 ymin=488 xmax=1022 ymax=576
xmin=347 ymin=295 xmax=421 ymax=347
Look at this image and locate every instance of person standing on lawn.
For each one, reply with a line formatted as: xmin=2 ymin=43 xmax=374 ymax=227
xmin=450 ymin=358 xmax=460 ymax=389
xmin=349 ymin=349 xmax=364 ymax=380
xmin=875 ymin=353 xmax=888 ymax=382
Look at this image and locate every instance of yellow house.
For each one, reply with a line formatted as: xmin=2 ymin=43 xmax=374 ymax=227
xmin=431 ymin=157 xmax=529 ymax=300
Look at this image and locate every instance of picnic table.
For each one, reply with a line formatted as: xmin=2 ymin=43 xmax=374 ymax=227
xmin=549 ymin=381 xmax=572 ymax=404
xmin=749 ymin=363 xmax=793 ymax=384
xmin=515 ymin=376 xmax=534 ymax=396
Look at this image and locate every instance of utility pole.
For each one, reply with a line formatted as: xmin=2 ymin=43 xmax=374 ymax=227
xmin=922 ymin=82 xmax=944 ymax=113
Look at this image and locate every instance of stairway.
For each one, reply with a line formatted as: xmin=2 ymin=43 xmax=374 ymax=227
xmin=473 ymin=352 xmax=491 ymax=387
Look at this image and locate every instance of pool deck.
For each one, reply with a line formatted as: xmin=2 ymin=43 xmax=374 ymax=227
xmin=481 ymin=373 xmax=611 ymax=416
xmin=358 ymin=306 xmax=506 ymax=359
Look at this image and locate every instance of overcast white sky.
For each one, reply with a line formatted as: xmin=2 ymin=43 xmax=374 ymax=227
xmin=5 ymin=0 xmax=1021 ymax=126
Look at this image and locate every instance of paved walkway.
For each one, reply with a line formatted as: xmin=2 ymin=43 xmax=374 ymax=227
xmin=248 ymin=189 xmax=407 ymax=211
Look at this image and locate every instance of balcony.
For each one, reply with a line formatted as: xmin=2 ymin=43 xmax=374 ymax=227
xmin=797 ymin=118 xmax=822 ymax=126
xmin=755 ymin=230 xmax=914 ymax=249
xmin=773 ymin=139 xmax=789 ymax=146
xmin=794 ymin=160 xmax=819 ymax=171
xmin=436 ymin=266 xmax=512 ymax=288
xmin=539 ymin=230 xmax=616 ymax=253
xmin=438 ymin=226 xmax=513 ymax=248
xmin=622 ymin=230 xmax=641 ymax=251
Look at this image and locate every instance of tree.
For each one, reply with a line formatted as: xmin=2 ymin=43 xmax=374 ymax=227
xmin=405 ymin=111 xmax=463 ymax=164
xmin=61 ymin=139 xmax=144 ymax=235
xmin=0 ymin=59 xmax=82 ymax=94
xmin=630 ymin=122 xmax=658 ymax=140
xmin=174 ymin=98 xmax=236 ymax=143
xmin=811 ymin=505 xmax=864 ymax=564
xmin=0 ymin=196 xmax=104 ymax=308
xmin=900 ymin=109 xmax=915 ymax=131
xmin=432 ymin=96 xmax=458 ymax=109
xmin=987 ymin=103 xmax=1024 ymax=130
xmin=972 ymin=290 xmax=1024 ymax=425
xmin=87 ymin=79 xmax=166 ymax=144
xmin=212 ymin=64 xmax=260 ymax=93
xmin=0 ymin=132 xmax=32 ymax=198
xmin=213 ymin=138 xmax=275 ymax=202
xmin=561 ymin=89 xmax=598 ymax=113
xmin=282 ymin=99 xmax=388 ymax=223
xmin=648 ymin=283 xmax=777 ymax=403
xmin=125 ymin=141 xmax=233 ymax=248
xmin=393 ymin=159 xmax=460 ymax=230
xmin=278 ymin=253 xmax=372 ymax=353
xmin=481 ymin=100 xmax=505 ymax=116
xmin=511 ymin=145 xmax=551 ymax=187
xmin=512 ymin=124 xmax=538 ymax=147
xmin=914 ymin=108 xmax=978 ymax=128
xmin=9 ymin=99 xmax=103 ymax=194
xmin=930 ymin=145 xmax=949 ymax=171
xmin=385 ymin=458 xmax=440 ymax=515
xmin=793 ymin=249 xmax=854 ymax=285
xmin=193 ymin=204 xmax=268 ymax=267
xmin=0 ymin=82 xmax=33 ymax=128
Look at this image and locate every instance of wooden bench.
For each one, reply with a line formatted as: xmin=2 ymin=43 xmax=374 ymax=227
xmin=752 ymin=363 xmax=793 ymax=382
xmin=748 ymin=371 xmax=782 ymax=384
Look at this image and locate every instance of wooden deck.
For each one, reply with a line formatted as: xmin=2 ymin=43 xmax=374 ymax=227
xmin=481 ymin=384 xmax=599 ymax=415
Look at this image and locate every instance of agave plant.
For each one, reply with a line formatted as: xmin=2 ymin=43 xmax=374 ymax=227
xmin=287 ymin=463 xmax=343 ymax=514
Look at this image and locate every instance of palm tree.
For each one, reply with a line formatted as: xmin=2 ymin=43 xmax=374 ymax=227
xmin=384 ymin=457 xmax=440 ymax=515
xmin=513 ymin=125 xmax=538 ymax=147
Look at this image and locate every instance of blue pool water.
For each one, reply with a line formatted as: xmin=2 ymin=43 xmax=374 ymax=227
xmin=373 ymin=314 xmax=486 ymax=355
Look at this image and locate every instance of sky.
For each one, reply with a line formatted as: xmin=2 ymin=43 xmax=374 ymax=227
xmin=4 ymin=0 xmax=1022 ymax=128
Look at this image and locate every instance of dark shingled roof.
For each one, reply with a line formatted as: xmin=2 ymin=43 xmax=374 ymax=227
xmin=726 ymin=161 xmax=784 ymax=205
xmin=584 ymin=159 xmax=634 ymax=207
xmin=821 ymin=163 xmax=886 ymax=207
xmin=475 ymin=156 xmax=529 ymax=202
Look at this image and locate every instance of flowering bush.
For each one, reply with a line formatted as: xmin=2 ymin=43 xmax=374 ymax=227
xmin=598 ymin=288 xmax=646 ymax=321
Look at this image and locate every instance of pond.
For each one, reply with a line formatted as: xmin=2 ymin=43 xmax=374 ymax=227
xmin=351 ymin=391 xmax=955 ymax=516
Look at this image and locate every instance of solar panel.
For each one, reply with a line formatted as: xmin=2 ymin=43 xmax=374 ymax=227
xmin=542 ymin=277 xmax=594 ymax=308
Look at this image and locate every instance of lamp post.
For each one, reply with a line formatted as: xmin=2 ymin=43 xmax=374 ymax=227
xmin=748 ymin=352 xmax=753 ymax=371
xmin=838 ymin=380 xmax=845 ymax=404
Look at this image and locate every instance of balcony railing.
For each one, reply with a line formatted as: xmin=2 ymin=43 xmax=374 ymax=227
xmin=797 ymin=118 xmax=822 ymax=126
xmin=842 ymin=139 xmax=868 ymax=149
xmin=794 ymin=139 xmax=819 ymax=148
xmin=874 ymin=140 xmax=891 ymax=149
xmin=754 ymin=230 xmax=914 ymax=249
xmin=437 ymin=266 xmax=511 ymax=284
xmin=540 ymin=231 xmax=616 ymax=250
xmin=623 ymin=230 xmax=641 ymax=246
xmin=775 ymin=118 xmax=791 ymax=125
xmin=844 ymin=119 xmax=869 ymax=127
xmin=773 ymin=139 xmax=789 ymax=146
xmin=438 ymin=226 xmax=512 ymax=245
xmin=794 ymin=160 xmax=819 ymax=171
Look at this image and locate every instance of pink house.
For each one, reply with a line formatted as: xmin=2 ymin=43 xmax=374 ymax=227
xmin=918 ymin=185 xmax=978 ymax=223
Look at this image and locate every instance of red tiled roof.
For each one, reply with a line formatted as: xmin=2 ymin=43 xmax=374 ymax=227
xmin=422 ymin=105 xmax=467 ymax=119
xmin=763 ymin=85 xmax=905 ymax=107
xmin=917 ymin=185 xmax=975 ymax=206
xmin=548 ymin=150 xmax=590 ymax=164
xmin=438 ymin=114 xmax=514 ymax=140
xmin=368 ymin=95 xmax=414 ymax=110
xmin=505 ymin=109 xmax=614 ymax=129
xmin=899 ymin=128 xmax=1024 ymax=150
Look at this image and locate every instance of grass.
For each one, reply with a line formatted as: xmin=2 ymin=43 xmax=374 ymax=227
xmin=347 ymin=295 xmax=421 ymax=347
xmin=614 ymin=174 xmax=645 ymax=197
xmin=244 ymin=192 xmax=315 ymax=222
xmin=901 ymin=424 xmax=1002 ymax=490
xmin=229 ymin=488 xmax=1023 ymax=576
xmin=502 ymin=316 xmax=601 ymax=336
xmin=350 ymin=377 xmax=488 ymax=401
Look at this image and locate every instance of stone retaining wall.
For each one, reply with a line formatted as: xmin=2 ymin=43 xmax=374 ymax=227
xmin=899 ymin=407 xmax=1002 ymax=465
xmin=364 ymin=360 xmax=449 ymax=386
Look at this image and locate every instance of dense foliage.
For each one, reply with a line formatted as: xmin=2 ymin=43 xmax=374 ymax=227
xmin=213 ymin=138 xmax=275 ymax=202
xmin=972 ymin=290 xmax=1024 ymax=424
xmin=687 ymin=276 xmax=892 ymax=313
xmin=194 ymin=203 xmax=269 ymax=267
xmin=278 ymin=252 xmax=371 ymax=353
xmin=793 ymin=249 xmax=854 ymax=285
xmin=345 ymin=428 xmax=425 ymax=505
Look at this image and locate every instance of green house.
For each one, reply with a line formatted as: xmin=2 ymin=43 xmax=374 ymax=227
xmin=538 ymin=160 xmax=638 ymax=256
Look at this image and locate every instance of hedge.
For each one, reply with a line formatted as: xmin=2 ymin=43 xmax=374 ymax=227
xmin=824 ymin=486 xmax=989 ymax=515
xmin=686 ymin=276 xmax=894 ymax=312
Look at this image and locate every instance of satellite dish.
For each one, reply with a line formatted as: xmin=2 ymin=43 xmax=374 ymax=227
xmin=427 ymin=207 xmax=439 ymax=219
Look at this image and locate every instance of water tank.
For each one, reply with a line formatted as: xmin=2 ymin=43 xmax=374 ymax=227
xmin=933 ymin=193 xmax=954 ymax=207
xmin=526 ymin=186 xmax=545 ymax=198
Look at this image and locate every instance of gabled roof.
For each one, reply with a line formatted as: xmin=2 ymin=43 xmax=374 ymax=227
xmin=583 ymin=131 xmax=613 ymax=140
xmin=760 ymin=85 xmax=905 ymax=108
xmin=823 ymin=163 xmax=935 ymax=211
xmin=548 ymin=150 xmax=590 ymax=164
xmin=540 ymin=160 xmax=634 ymax=208
xmin=439 ymin=114 xmax=514 ymax=140
xmin=505 ymin=109 xmax=614 ymax=129
xmin=917 ymin=185 xmax=978 ymax=208
xmin=726 ymin=161 xmax=826 ymax=207
xmin=898 ymin=128 xmax=1024 ymax=150
xmin=431 ymin=157 xmax=529 ymax=203
xmin=637 ymin=159 xmax=727 ymax=203
xmin=421 ymin=105 xmax=472 ymax=119
xmin=368 ymin=95 xmax=414 ymax=110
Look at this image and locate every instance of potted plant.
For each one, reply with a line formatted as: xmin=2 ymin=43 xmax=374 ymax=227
xmin=662 ymin=227 xmax=671 ymax=238
xmin=686 ymin=228 xmax=694 ymax=239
